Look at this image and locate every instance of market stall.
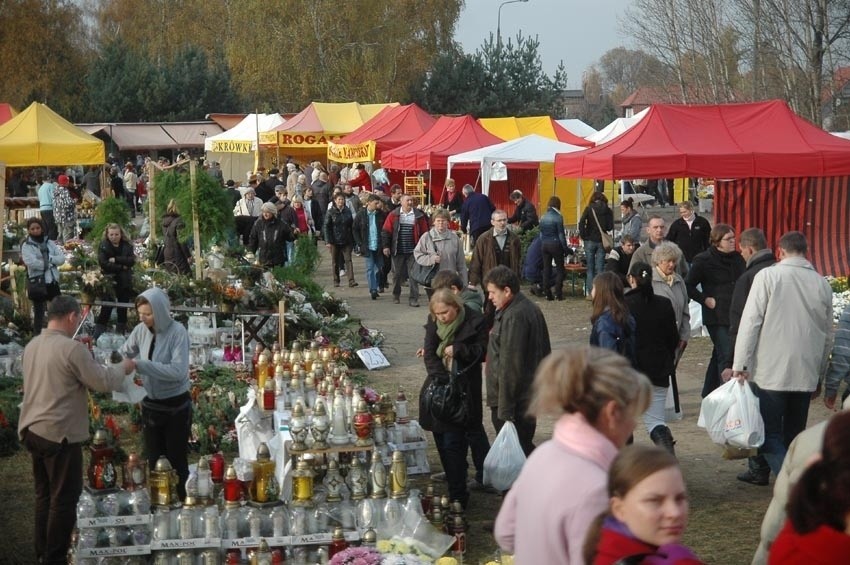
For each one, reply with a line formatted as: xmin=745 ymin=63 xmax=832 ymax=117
xmin=264 ymin=102 xmax=397 ymax=164
xmin=554 ymin=99 xmax=850 ymax=275
xmin=327 ymin=104 xmax=436 ymax=165
xmin=205 ymin=113 xmax=286 ymax=181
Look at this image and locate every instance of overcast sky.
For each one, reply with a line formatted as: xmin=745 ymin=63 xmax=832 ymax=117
xmin=455 ymin=0 xmax=633 ymax=88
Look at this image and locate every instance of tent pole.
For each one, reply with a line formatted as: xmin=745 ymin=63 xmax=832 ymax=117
xmin=190 ymin=160 xmax=202 ymax=280
xmin=147 ymin=162 xmax=157 ymax=246
xmin=254 ymin=110 xmax=260 ymax=173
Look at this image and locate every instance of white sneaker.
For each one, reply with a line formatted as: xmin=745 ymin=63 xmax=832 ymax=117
xmin=339 ymin=269 xmax=346 ymax=277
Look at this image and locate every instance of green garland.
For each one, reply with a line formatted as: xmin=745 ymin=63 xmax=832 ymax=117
xmin=153 ymin=169 xmax=234 ymax=248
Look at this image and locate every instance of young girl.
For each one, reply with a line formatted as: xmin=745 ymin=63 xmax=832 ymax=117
xmin=584 ymin=445 xmax=704 ymax=564
xmin=94 ymin=223 xmax=136 ymax=337
xmin=590 ymin=271 xmax=636 ymax=364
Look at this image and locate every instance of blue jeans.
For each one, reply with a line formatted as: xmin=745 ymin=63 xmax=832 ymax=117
xmin=703 ymin=325 xmax=732 ymax=398
xmin=433 ymin=431 xmax=469 ymax=508
xmin=585 ymin=240 xmax=605 ymax=294
xmin=364 ymin=249 xmax=384 ymax=292
xmin=753 ymin=385 xmax=811 ymax=476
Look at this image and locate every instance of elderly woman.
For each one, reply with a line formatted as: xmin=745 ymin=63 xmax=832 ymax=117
xmin=233 ymin=186 xmax=263 ymax=245
xmin=413 ymin=208 xmax=468 ymax=296
xmin=248 ymin=202 xmax=294 ymax=268
xmin=494 ymin=346 xmax=651 ymax=563
xmin=419 ymin=289 xmax=489 ymax=508
xmin=685 ymin=224 xmax=745 ymax=398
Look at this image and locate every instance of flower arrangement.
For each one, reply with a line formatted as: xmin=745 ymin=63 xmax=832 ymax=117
xmin=81 ymin=270 xmax=115 ymax=297
xmin=329 ymin=546 xmax=382 ymax=565
xmin=827 ymin=276 xmax=849 ymax=293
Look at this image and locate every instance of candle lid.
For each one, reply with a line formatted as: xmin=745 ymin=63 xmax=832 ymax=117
xmin=198 ymin=457 xmax=210 ymax=471
xmin=392 ymin=450 xmax=404 ymax=462
xmin=256 ymin=442 xmax=271 ymax=460
xmin=92 ymin=428 xmax=109 ymax=446
xmin=363 ymin=528 xmax=377 ymax=544
xmin=154 ymin=456 xmax=173 ymax=472
xmin=225 ymin=465 xmax=237 ymax=480
xmin=332 ymin=526 xmax=344 ymax=540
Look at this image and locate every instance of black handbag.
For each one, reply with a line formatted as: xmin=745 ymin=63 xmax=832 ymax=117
xmin=422 ymin=361 xmax=468 ymax=426
xmin=409 ymin=236 xmax=440 ymax=287
xmin=27 ymin=275 xmax=48 ymax=301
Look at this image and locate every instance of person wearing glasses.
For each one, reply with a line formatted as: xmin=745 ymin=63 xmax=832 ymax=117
xmin=469 ymin=210 xmax=521 ymax=326
xmin=685 ymin=224 xmax=745 ymax=397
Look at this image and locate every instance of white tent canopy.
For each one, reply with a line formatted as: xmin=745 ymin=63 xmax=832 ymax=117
xmin=555 ymin=118 xmax=598 ymax=138
xmin=584 ymin=107 xmax=649 ymax=145
xmin=204 ymin=113 xmax=285 ymax=181
xmin=447 ymin=134 xmax=586 ymax=194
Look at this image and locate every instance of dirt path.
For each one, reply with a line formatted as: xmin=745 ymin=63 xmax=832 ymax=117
xmin=316 ymin=244 xmax=835 ymax=565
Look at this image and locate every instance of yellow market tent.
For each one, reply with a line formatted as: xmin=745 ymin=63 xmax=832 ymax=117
xmin=0 ymin=102 xmax=104 ymax=166
xmin=478 ymin=116 xmax=596 ymax=225
xmin=264 ymin=102 xmax=398 ymax=163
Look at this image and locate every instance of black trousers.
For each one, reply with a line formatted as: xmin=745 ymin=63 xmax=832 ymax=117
xmin=142 ymin=394 xmax=192 ymax=500
xmin=491 ymin=406 xmax=536 ymax=457
xmin=41 ymin=210 xmax=57 ymax=241
xmin=541 ymin=241 xmax=566 ymax=298
xmin=95 ymin=285 xmax=136 ymax=328
xmin=23 ymin=430 xmax=82 ymax=565
xmin=235 ymin=216 xmax=254 ymax=245
xmin=433 ymin=430 xmax=470 ymax=508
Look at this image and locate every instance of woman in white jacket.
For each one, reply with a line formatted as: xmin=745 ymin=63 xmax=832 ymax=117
xmin=413 ymin=208 xmax=468 ymax=295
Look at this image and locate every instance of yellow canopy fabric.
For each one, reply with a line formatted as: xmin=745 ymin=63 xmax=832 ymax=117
xmin=478 ymin=116 xmax=559 ymax=140
xmin=0 ymin=102 xmax=104 ymax=166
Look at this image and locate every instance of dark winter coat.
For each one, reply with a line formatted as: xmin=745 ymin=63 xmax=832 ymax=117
xmin=507 ymin=198 xmax=539 ymax=231
xmin=605 ymin=244 xmax=640 ymax=285
xmin=460 ymin=191 xmax=495 ymax=235
xmin=666 ymin=214 xmax=712 ymax=262
xmin=469 ymin=229 xmax=522 ymax=287
xmin=419 ymin=306 xmax=488 ymax=433
xmin=625 ymin=287 xmax=679 ymax=387
xmin=590 ymin=310 xmax=637 ymax=367
xmin=98 ymin=238 xmax=136 ymax=294
xmin=685 ymin=246 xmax=746 ymax=327
xmin=579 ymin=200 xmax=614 ymax=243
xmin=161 ymin=213 xmax=190 ymax=274
xmin=486 ymin=292 xmax=551 ymax=420
xmin=352 ymin=208 xmax=388 ymax=252
xmin=728 ymin=248 xmax=776 ymax=363
xmin=248 ymin=215 xmax=294 ymax=268
xmin=322 ymin=204 xmax=355 ymax=246
xmin=440 ymin=190 xmax=464 ymax=216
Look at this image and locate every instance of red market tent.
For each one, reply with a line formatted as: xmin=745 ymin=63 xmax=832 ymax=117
xmin=553 ymin=100 xmax=850 ymax=179
xmin=554 ymin=100 xmax=850 ymax=275
xmin=328 ymin=104 xmax=437 ymax=164
xmin=0 ymin=103 xmax=17 ymax=126
xmin=381 ymin=115 xmax=504 ymax=171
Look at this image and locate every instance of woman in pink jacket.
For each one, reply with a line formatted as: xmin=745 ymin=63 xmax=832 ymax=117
xmin=494 ymin=345 xmax=651 ymax=563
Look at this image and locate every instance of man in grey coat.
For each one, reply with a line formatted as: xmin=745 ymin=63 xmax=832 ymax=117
xmin=732 ymin=231 xmax=832 ymax=477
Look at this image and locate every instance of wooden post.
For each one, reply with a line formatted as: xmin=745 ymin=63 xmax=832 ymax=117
xmin=147 ymin=162 xmax=157 ymax=245
xmin=190 ymin=160 xmax=202 ymax=280
xmin=278 ymin=299 xmax=285 ymax=347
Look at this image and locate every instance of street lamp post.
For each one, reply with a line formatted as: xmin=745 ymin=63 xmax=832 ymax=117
xmin=497 ymin=0 xmax=529 ymax=48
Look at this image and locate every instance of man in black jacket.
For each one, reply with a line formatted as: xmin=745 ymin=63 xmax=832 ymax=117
xmin=507 ymin=190 xmax=538 ymax=231
xmin=725 ymin=227 xmax=776 ymax=486
xmin=666 ymin=201 xmax=711 ymax=263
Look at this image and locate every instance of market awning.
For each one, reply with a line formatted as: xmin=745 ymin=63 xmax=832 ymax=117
xmin=162 ymin=123 xmax=223 ymax=148
xmin=108 ymin=124 xmax=177 ymax=151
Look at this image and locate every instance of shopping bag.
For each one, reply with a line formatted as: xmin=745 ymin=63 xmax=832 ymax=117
xmin=697 ymin=379 xmax=764 ymax=449
xmin=483 ymin=421 xmax=526 ymax=491
xmin=724 ymin=381 xmax=764 ymax=449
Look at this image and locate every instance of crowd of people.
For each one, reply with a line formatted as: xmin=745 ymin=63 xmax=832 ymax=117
xmin=15 ymin=158 xmax=850 ymax=564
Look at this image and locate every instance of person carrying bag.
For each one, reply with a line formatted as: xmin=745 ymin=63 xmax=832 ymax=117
xmin=21 ymin=218 xmax=64 ymax=334
xmin=419 ymin=289 xmax=489 ymax=508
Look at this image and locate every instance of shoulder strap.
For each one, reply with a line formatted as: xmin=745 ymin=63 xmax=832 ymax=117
xmin=590 ymin=207 xmax=605 ymax=234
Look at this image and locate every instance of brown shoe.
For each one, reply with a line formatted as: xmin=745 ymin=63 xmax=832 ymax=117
xmin=349 ymin=280 xmax=359 ymax=287
xmin=393 ymin=296 xmax=400 ymax=304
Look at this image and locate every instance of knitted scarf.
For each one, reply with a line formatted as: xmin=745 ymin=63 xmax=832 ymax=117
xmin=436 ymin=306 xmax=466 ymax=367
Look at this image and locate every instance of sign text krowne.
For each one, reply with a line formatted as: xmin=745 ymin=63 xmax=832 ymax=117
xmin=210 ymin=140 xmax=253 ymax=153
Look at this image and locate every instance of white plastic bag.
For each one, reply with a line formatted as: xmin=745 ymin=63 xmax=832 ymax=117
xmin=483 ymin=421 xmax=526 ymax=491
xmin=697 ymin=379 xmax=764 ymax=449
xmin=724 ymin=381 xmax=764 ymax=449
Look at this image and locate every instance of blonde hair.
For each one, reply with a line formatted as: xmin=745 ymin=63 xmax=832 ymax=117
xmin=102 ymin=222 xmax=129 ymax=243
xmin=166 ymin=199 xmax=179 ymax=215
xmin=528 ymin=346 xmax=651 ymax=424
xmin=429 ymin=288 xmax=463 ymax=319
